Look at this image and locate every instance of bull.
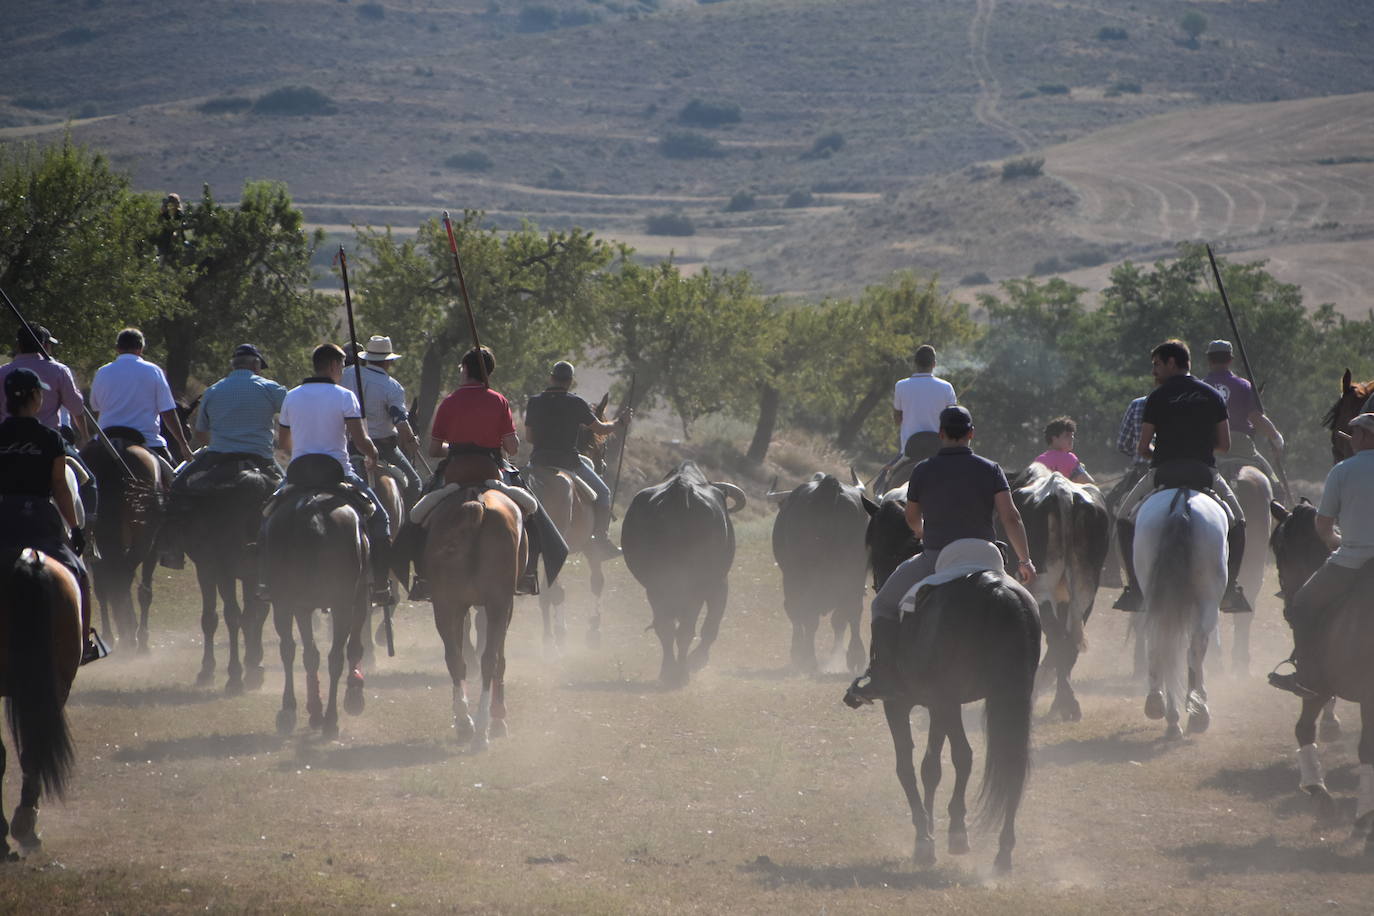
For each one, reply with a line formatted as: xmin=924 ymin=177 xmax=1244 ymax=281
xmin=622 ymin=461 xmax=745 ymax=687
xmin=767 ymin=472 xmax=878 ymax=673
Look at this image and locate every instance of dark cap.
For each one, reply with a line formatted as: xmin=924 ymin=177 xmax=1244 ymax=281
xmin=4 ymin=368 xmax=52 ymax=399
xmin=232 ymin=343 xmax=269 ymax=369
xmin=550 ymin=360 xmax=575 ymax=382
xmin=16 ymin=325 xmax=57 ymax=352
xmin=939 ymin=405 xmax=973 ymax=434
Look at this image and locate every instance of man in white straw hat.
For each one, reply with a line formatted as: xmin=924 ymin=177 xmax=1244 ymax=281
xmin=342 ymin=335 xmax=423 ymax=502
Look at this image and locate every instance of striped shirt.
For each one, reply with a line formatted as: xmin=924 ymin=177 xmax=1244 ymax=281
xmin=1116 ymin=396 xmax=1147 ymax=462
xmin=196 ymin=369 xmax=288 ymax=459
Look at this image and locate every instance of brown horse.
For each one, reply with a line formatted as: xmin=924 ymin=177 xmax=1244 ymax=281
xmin=1323 ymin=369 xmax=1374 ymax=463
xmin=0 ymin=549 xmax=81 ymax=858
xmin=263 ymin=489 xmax=369 ymax=739
xmin=80 ymin=437 xmax=166 ymax=653
xmin=424 ymin=467 xmax=525 ymax=752
xmin=363 ymin=466 xmax=406 ymax=665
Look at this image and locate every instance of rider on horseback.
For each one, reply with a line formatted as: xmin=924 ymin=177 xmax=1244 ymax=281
xmin=1114 ymin=339 xmax=1250 ymax=613
xmin=1269 ymin=412 xmax=1374 ymax=697
xmin=525 ymin=361 xmax=630 ymax=559
xmin=893 ymin=344 xmax=958 ymax=464
xmin=341 ymin=336 xmax=423 ymax=503
xmin=1201 ymin=340 xmax=1285 ymax=485
xmin=846 ymin=405 xmax=1037 ymax=706
xmin=274 ymin=343 xmax=392 ymax=606
xmin=89 ymin=328 xmax=192 ymax=475
xmin=0 ymin=369 xmax=102 ymax=664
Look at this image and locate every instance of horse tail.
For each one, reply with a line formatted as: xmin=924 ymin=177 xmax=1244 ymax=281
xmin=977 ymin=575 xmax=1037 ymax=833
xmin=1146 ymin=491 xmax=1194 ymax=707
xmin=4 ymin=550 xmax=75 ymax=801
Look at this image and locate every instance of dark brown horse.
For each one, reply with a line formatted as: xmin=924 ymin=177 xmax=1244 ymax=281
xmin=79 ymin=437 xmax=166 ymax=653
xmin=363 ymin=466 xmax=406 ymax=665
xmin=1323 ymin=369 xmax=1374 ymax=463
xmin=263 ymin=487 xmax=369 ymax=739
xmin=0 ymin=549 xmax=81 ymax=858
xmin=424 ymin=468 xmax=525 ymax=752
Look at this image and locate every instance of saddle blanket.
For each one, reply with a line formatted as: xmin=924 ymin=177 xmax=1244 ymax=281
xmin=410 ymin=480 xmax=537 ymax=528
xmin=899 ymin=538 xmax=1009 ymax=617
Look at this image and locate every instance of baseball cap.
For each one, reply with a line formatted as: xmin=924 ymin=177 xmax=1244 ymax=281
xmin=16 ymin=325 xmax=58 ymax=351
xmin=232 ymin=343 xmax=269 ymax=369
xmin=1349 ymin=413 xmax=1374 ymax=435
xmin=550 ymin=360 xmax=575 ymax=382
xmin=1206 ymin=340 xmax=1233 ymax=355
xmin=939 ymin=405 xmax=973 ymax=435
xmin=4 ymin=367 xmax=51 ymax=399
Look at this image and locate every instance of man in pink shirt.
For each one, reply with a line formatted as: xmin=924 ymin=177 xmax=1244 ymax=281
xmin=0 ymin=325 xmax=87 ymax=439
xmin=1032 ymin=416 xmax=1093 ymax=484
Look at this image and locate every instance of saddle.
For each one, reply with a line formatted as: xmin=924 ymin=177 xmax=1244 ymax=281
xmin=410 ymin=480 xmax=537 ymax=528
xmin=526 ymin=464 xmax=596 ymax=504
xmin=1132 ymin=459 xmax=1235 ymax=526
xmin=262 ymin=455 xmax=373 ymax=520
xmin=171 ymin=453 xmax=278 ymax=497
xmin=898 ymin=539 xmax=1010 ymax=618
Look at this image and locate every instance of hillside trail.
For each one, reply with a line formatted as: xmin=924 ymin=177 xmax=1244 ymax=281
xmin=967 ymin=0 xmax=1035 ymax=154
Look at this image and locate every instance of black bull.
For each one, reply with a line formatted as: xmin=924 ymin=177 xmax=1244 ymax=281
xmin=622 ymin=461 xmax=745 ymax=687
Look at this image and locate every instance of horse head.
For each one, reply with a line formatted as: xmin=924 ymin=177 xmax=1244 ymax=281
xmin=1323 ymin=369 xmax=1374 ymax=463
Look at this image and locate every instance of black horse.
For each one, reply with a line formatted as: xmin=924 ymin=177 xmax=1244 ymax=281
xmin=878 ymin=570 xmax=1040 ymax=872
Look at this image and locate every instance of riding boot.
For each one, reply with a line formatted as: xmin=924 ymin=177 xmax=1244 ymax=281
xmin=1221 ymin=523 xmax=1252 ymax=612
xmin=367 ymin=516 xmax=393 ymax=605
xmin=1113 ymin=518 xmax=1143 ymax=611
xmin=1269 ymin=623 xmax=1321 ymax=698
xmin=587 ymin=502 xmax=621 ymax=559
xmin=517 ymin=519 xmax=541 ymax=595
xmin=844 ymin=616 xmax=902 ymax=708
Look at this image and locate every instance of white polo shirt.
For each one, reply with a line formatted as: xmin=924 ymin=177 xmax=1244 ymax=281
xmin=279 ymin=379 xmax=362 ymax=473
xmin=894 ymin=372 xmax=958 ymax=446
xmin=90 ymin=352 xmax=177 ymax=448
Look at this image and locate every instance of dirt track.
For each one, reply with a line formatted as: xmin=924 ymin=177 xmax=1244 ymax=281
xmin=1 ymin=520 xmax=1370 ymax=913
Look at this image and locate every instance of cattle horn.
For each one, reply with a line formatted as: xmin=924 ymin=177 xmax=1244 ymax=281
xmin=849 ymin=465 xmax=864 ymax=490
xmin=1268 ymin=500 xmax=1290 ymax=524
xmin=764 ymin=476 xmax=789 ymax=503
xmin=713 ymin=482 xmax=747 ymax=513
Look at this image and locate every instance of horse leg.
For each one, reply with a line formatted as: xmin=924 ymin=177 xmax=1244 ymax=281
xmin=321 ymin=599 xmax=359 ymax=739
xmin=1293 ymin=695 xmax=1338 ymax=823
xmin=274 ymin=603 xmax=297 ymax=735
xmin=242 ymin=591 xmax=268 ymax=691
xmin=538 ymin=589 xmax=557 ymax=659
xmin=435 ymin=603 xmax=475 ymax=743
xmin=687 ymin=579 xmax=727 ymax=673
xmin=1186 ymin=625 xmax=1211 ymax=734
xmin=844 ymin=599 xmax=866 ymax=675
xmin=93 ymin=571 xmax=113 ymax=653
xmin=1321 ymin=697 xmax=1342 ymax=742
xmin=195 ymin=566 xmax=218 ymax=687
xmin=0 ymin=741 xmax=11 ymax=861
xmin=472 ymin=602 xmax=511 ymax=752
xmin=550 ymin=581 xmax=567 ymax=650
xmin=1131 ymin=614 xmax=1148 ymax=682
xmin=884 ymin=700 xmax=933 ymax=867
xmin=10 ymin=750 xmax=43 ymax=854
xmin=586 ymin=558 xmax=604 ymax=649
xmin=361 ymin=603 xmax=376 ymax=670
xmin=945 ymin=707 xmax=975 ymax=856
xmin=485 ymin=600 xmax=512 ymax=740
xmin=343 ymin=591 xmax=367 ymax=718
xmin=1231 ymin=612 xmax=1252 ymax=678
xmin=1356 ymin=703 xmax=1374 ymax=854
xmin=136 ymin=557 xmax=155 ymax=654
xmin=1144 ymin=636 xmax=1167 ymax=724
xmin=920 ymin=710 xmax=947 ymax=857
xmin=1049 ymin=606 xmax=1082 ymax=722
xmin=221 ymin=570 xmax=245 ymax=697
xmin=299 ymin=611 xmax=323 ymax=729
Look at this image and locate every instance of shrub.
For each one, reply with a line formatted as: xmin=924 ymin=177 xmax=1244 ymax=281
xmin=959 ymin=271 xmax=991 ymax=286
xmin=1031 ymin=256 xmax=1066 ymax=276
xmin=357 ymin=1 xmax=385 ymax=19
xmin=13 ymin=96 xmax=59 ymax=110
xmin=1108 ymin=80 xmax=1142 ymax=95
xmin=445 ymin=149 xmax=494 ymax=171
xmin=659 ymin=131 xmax=724 ymax=159
xmin=198 ymin=95 xmax=253 ymax=115
xmin=517 ymin=5 xmax=558 ymax=32
xmin=1180 ymin=11 xmax=1208 ymax=42
xmin=724 ymin=190 xmax=756 ymax=212
xmin=678 ymin=98 xmax=742 ymax=128
xmin=1097 ymin=26 xmax=1128 ymax=41
xmin=1001 ymin=157 xmax=1044 ymax=181
xmin=645 ymin=212 xmax=695 ymax=236
xmin=1037 ymin=84 xmax=1070 ymax=96
xmin=783 ymin=189 xmax=815 ymax=208
xmin=56 ymin=27 xmax=97 ymax=45
xmin=74 ymin=103 xmax=99 ymax=119
xmin=559 ymin=8 xmax=599 ymax=27
xmin=801 ymin=131 xmax=844 ymax=161
xmin=252 ymin=86 xmax=337 ymax=116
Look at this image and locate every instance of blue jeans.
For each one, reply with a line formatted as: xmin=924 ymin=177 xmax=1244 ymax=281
xmin=344 ymin=461 xmax=392 ymax=545
xmin=574 ymin=455 xmax=612 ymax=534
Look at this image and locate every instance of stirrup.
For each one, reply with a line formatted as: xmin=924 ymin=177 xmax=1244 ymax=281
xmin=1113 ymin=587 xmax=1143 ymax=612
xmin=1267 ymin=659 xmax=1319 ymax=699
xmin=1221 ymin=584 xmax=1252 ymax=613
xmin=81 ymin=629 xmax=111 ymax=665
xmin=407 ymin=577 xmax=431 ymax=601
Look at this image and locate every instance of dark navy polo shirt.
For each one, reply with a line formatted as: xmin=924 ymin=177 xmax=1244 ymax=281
xmin=906 ymin=445 xmax=1009 ymax=550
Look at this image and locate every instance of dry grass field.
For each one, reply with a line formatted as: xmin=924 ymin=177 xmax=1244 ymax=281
xmin=2 ymin=494 xmax=1370 ymax=913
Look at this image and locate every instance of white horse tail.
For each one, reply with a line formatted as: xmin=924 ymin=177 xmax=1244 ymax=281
xmin=1146 ymin=490 xmax=1195 ymax=709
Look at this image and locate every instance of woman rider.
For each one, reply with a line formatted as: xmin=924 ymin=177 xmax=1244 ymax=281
xmin=0 ymin=369 xmax=102 ymax=663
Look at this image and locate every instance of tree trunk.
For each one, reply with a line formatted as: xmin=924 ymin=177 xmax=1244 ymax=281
xmin=836 ymin=380 xmax=887 ymax=451
xmin=414 ymin=340 xmax=446 ymax=444
xmin=746 ymin=384 xmax=780 ymax=464
xmin=158 ymin=317 xmax=195 ymax=398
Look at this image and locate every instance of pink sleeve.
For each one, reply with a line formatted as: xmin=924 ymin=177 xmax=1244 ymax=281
xmin=57 ymin=365 xmax=85 ymax=414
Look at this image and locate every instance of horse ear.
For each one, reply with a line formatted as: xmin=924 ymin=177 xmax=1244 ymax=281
xmin=1343 ymin=369 xmax=1353 ymax=393
xmin=1269 ymin=500 xmax=1290 ymax=524
xmin=861 ymin=495 xmax=880 ymax=517
xmin=596 ymin=392 xmax=610 ymax=415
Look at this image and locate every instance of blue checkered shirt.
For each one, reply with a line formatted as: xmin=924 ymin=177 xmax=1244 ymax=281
xmin=196 ymin=369 xmax=288 ymax=459
xmin=1117 ymin=396 xmax=1148 ymax=462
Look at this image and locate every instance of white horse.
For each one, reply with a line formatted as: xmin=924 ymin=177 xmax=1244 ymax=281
xmin=1135 ymin=487 xmax=1229 ymax=738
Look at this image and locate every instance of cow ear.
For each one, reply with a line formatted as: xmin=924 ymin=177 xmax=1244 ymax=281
xmin=861 ymin=495 xmax=880 ymax=517
xmin=1269 ymin=500 xmax=1290 ymax=523
xmin=1343 ymin=369 xmax=1353 ymax=393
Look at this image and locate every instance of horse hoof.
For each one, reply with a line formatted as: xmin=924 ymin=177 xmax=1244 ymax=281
xmin=1187 ymin=705 xmax=1211 ymax=735
xmin=276 ymin=708 xmax=296 ymax=736
xmin=1310 ymin=787 xmax=1338 ymax=824
xmin=245 ymin=667 xmax=265 ymax=691
xmin=1165 ymin=723 xmax=1184 ymax=740
xmin=687 ymin=648 xmax=710 ymax=673
xmin=1144 ymin=691 xmax=1166 ymax=720
xmin=1053 ymin=697 xmax=1082 ymax=722
xmin=343 ymin=682 xmax=365 ymax=717
xmin=913 ymin=838 xmax=936 ymax=867
xmin=1319 ymin=719 xmax=1342 ymax=743
xmin=224 ymin=677 xmax=244 ymax=698
xmin=489 ymin=719 xmax=508 ymax=739
xmin=470 ymin=733 xmax=489 ymax=754
xmin=195 ymin=669 xmax=214 ymax=688
xmin=137 ymin=642 xmax=151 ymax=656
xmin=948 ymin=830 xmax=970 ymax=856
xmin=993 ymin=851 xmax=1013 ymax=874
xmin=9 ymin=807 xmax=39 ymax=851
xmin=321 ymin=720 xmax=339 ymax=740
xmin=454 ymin=715 xmax=475 ymax=743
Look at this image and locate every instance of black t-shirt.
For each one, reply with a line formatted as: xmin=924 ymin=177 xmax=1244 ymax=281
xmin=0 ymin=416 xmax=64 ymax=497
xmin=1142 ymin=374 xmax=1227 ymax=467
xmin=526 ymin=389 xmax=596 ymax=469
xmin=906 ymin=445 xmax=1010 ymax=550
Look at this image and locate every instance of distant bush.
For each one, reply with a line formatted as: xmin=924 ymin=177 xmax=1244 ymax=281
xmin=1180 ymin=11 xmax=1208 ymax=45
xmin=783 ymin=189 xmax=815 ymax=208
xmin=198 ymin=95 xmax=253 ymax=115
xmin=1107 ymin=80 xmax=1142 ymax=95
xmin=1031 ymin=256 xmax=1066 ymax=276
xmin=445 ymin=149 xmax=494 ymax=171
xmin=56 ymin=27 xmax=97 ymax=45
xmin=801 ymin=131 xmax=844 ymax=160
xmin=678 ymin=98 xmax=742 ymax=128
xmin=645 ymin=213 xmax=696 ymax=236
xmin=959 ymin=271 xmax=991 ymax=286
xmin=252 ymin=86 xmax=337 ymax=116
xmin=659 ymin=131 xmax=724 ymax=159
xmin=1097 ymin=27 xmax=1128 ymax=41
xmin=1313 ymin=220 xmax=1341 ymax=231
xmin=724 ymin=190 xmax=756 ymax=212
xmin=357 ymin=2 xmax=385 ymax=19
xmin=13 ymin=96 xmax=59 ymax=111
xmin=1001 ymin=157 xmax=1044 ymax=181
xmin=1037 ymin=84 xmax=1070 ymax=96
xmin=1063 ymin=247 xmax=1110 ymax=269
xmin=517 ymin=4 xmax=558 ymax=32
xmin=559 ymin=8 xmax=599 ymax=26
xmin=1316 ymin=154 xmax=1374 ymax=166
xmin=73 ymin=103 xmax=99 ymax=119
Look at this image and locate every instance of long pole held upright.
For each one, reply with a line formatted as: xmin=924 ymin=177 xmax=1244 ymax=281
xmin=337 ymin=247 xmax=367 ymax=422
xmin=441 ymin=210 xmax=488 ymax=386
xmin=0 ymin=283 xmax=137 ymax=480
xmin=610 ymin=372 xmax=636 ymax=511
xmin=1204 ymin=244 xmax=1292 ymax=501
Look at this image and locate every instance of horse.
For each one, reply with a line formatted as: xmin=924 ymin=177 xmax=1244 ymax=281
xmin=1135 ymin=487 xmax=1229 ymax=738
xmin=169 ymin=457 xmax=277 ymax=694
xmin=1219 ymin=463 xmax=1273 ymax=677
xmin=880 ymin=570 xmax=1040 ymax=873
xmin=1323 ymin=369 xmax=1374 ymax=464
xmin=0 ymin=549 xmax=81 ymax=858
xmin=79 ymin=434 xmax=166 ymax=653
xmin=263 ymin=473 xmax=370 ymax=739
xmin=423 ymin=465 xmax=525 ymax=752
xmin=363 ymin=464 xmax=406 ymax=665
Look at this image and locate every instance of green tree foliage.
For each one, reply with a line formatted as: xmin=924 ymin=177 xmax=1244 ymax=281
xmin=148 ymin=181 xmax=333 ymax=394
xmin=1180 ymin=11 xmax=1208 ymax=45
xmin=0 ymin=137 xmax=180 ymax=375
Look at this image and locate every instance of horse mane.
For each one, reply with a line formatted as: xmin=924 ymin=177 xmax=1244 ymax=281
xmin=1322 ymin=379 xmax=1374 ymax=431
